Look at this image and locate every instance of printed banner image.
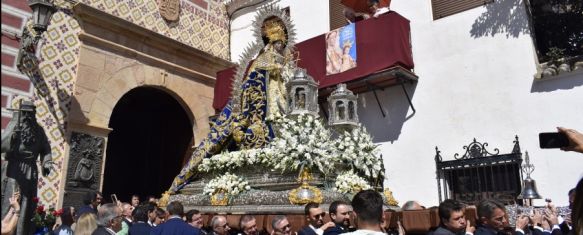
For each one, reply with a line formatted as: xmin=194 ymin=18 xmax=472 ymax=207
xmin=326 ymin=23 xmax=357 ymax=75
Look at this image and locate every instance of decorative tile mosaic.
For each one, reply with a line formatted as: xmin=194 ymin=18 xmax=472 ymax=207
xmin=79 ymin=0 xmax=230 ymax=60
xmin=10 ymin=5 xmax=81 ymax=208
xmin=9 ymin=0 xmax=229 ymax=208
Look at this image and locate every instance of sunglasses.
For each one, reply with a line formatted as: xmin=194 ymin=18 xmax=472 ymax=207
xmin=277 ymin=224 xmax=291 ymax=231
xmin=314 ymin=212 xmax=326 ymax=219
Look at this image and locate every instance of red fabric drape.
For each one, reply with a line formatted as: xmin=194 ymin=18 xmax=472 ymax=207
xmin=213 ymin=11 xmax=413 ymax=111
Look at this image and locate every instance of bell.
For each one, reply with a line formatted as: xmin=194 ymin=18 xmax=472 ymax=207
xmin=517 ymin=177 xmax=542 ymax=199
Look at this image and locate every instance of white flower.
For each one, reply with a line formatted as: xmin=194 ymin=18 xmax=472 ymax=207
xmin=203 ymin=173 xmax=250 ymax=197
xmin=334 ymin=171 xmax=372 ymax=194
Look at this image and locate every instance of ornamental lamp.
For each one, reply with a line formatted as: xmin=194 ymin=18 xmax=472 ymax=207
xmin=287 ymin=68 xmax=319 ymax=116
xmin=29 ymin=0 xmax=56 ymax=33
xmin=517 ymin=151 xmax=542 ymax=206
xmin=327 ymin=83 xmax=358 ymax=128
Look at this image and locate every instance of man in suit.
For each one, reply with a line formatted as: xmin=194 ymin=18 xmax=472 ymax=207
xmin=92 ymin=203 xmax=123 ymax=235
xmin=429 ymin=199 xmax=474 ymax=235
xmin=298 ymin=203 xmax=335 ymax=235
xmin=117 ymin=202 xmax=134 ymax=235
xmin=240 ymin=215 xmax=258 ymax=235
xmin=128 ymin=205 xmax=151 ymax=235
xmin=150 ymin=201 xmax=201 ymax=235
xmin=324 ymin=201 xmax=353 ymax=235
xmin=210 ymin=215 xmax=231 ymax=235
xmin=271 ymin=215 xmax=292 ymax=235
xmin=186 ymin=209 xmax=208 ymax=234
xmin=475 ymin=199 xmax=529 ymax=235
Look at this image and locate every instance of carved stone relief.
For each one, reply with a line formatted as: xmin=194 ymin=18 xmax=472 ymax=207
xmin=159 ymin=0 xmax=180 ymax=22
xmin=63 ymin=132 xmax=105 ymax=210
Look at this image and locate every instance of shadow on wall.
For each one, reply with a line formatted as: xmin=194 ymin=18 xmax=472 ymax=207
xmin=358 ymin=82 xmax=418 ymax=143
xmin=68 ymin=94 xmax=90 ymax=125
xmin=530 ymin=72 xmax=583 ymax=93
xmin=470 ymin=0 xmax=530 ymax=38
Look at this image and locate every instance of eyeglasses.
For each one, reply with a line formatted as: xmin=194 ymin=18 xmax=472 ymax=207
xmin=313 ymin=212 xmax=326 ymax=219
xmin=277 ymin=224 xmax=291 ymax=232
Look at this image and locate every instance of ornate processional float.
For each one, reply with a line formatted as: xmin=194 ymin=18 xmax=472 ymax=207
xmin=159 ymin=5 xmax=397 ymax=212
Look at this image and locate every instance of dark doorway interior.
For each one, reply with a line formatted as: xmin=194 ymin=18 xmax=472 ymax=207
xmin=103 ymin=87 xmax=193 ymax=203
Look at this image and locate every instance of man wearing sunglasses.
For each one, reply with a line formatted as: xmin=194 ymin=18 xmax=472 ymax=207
xmin=299 ymin=203 xmax=336 ymax=235
xmin=271 ymin=215 xmax=292 ymax=235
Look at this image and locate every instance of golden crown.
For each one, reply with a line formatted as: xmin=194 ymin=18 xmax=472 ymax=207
xmin=263 ymin=19 xmax=287 ymax=44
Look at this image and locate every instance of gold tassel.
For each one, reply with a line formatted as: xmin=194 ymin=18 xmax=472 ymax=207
xmin=158 ymin=191 xmax=171 ymax=207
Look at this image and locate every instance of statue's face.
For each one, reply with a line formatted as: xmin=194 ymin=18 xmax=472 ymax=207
xmin=21 ymin=111 xmax=36 ymax=127
xmin=273 ymin=40 xmax=285 ymax=54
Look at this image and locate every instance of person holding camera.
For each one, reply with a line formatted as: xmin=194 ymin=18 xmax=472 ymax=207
xmin=557 ymin=127 xmax=583 ymax=153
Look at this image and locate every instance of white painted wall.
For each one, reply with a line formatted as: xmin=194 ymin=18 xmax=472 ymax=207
xmin=228 ymin=0 xmax=583 ymax=207
xmin=356 ymin=0 xmax=583 ymax=207
xmin=229 ymin=0 xmax=330 ymax=62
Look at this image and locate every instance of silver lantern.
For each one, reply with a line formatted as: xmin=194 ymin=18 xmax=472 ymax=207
xmin=327 ymin=83 xmax=358 ymax=128
xmin=287 ymin=68 xmax=319 ymax=116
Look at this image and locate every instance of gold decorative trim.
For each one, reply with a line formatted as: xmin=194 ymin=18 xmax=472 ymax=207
xmin=211 ymin=189 xmax=229 ymax=206
xmin=383 ymin=188 xmax=399 ymax=206
xmin=288 ymin=169 xmax=323 ymax=204
xmin=289 ymin=182 xmax=323 ymax=205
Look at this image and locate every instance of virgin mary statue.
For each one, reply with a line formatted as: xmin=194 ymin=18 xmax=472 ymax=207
xmin=160 ymin=6 xmax=297 ymax=202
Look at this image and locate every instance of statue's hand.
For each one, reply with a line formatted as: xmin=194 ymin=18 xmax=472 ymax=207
xmin=42 ymin=161 xmax=53 ymax=176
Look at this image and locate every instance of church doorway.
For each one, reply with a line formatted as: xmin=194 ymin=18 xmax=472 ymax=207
xmin=102 ymin=86 xmax=193 ymax=203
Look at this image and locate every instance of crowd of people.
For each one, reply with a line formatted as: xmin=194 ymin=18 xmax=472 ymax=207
xmin=1 ymin=120 xmax=581 ymax=235
xmin=1 ymin=181 xmax=580 ymax=235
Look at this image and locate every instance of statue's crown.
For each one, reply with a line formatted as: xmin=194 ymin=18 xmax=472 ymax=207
xmin=263 ymin=19 xmax=287 ymax=44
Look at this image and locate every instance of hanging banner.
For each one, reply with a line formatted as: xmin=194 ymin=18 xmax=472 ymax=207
xmin=326 ymin=23 xmax=357 ymax=75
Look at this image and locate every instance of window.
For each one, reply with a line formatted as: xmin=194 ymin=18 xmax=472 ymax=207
xmin=432 ymin=0 xmax=494 ymax=20
xmin=528 ymin=0 xmax=583 ymax=64
xmin=330 ymin=0 xmax=348 ymax=30
xmin=435 ymin=137 xmax=524 ymax=205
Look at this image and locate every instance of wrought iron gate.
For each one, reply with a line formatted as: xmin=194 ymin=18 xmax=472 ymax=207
xmin=435 ymin=136 xmax=524 ymax=205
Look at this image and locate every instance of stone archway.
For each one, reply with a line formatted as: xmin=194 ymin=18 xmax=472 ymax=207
xmin=102 ymin=86 xmax=192 ymax=202
xmin=69 ymin=59 xmax=217 ymax=202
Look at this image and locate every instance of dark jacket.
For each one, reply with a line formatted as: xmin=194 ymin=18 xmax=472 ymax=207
xmin=324 ymin=225 xmax=349 ymax=235
xmin=428 ymin=226 xmax=465 ymax=235
xmin=129 ymin=222 xmax=152 ymax=235
xmin=92 ymin=226 xmax=116 ymax=235
xmin=298 ymin=226 xmax=318 ymax=235
xmin=150 ymin=217 xmax=201 ymax=235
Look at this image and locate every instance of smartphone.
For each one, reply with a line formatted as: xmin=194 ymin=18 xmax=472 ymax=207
xmin=539 ymin=132 xmax=569 ymax=148
xmin=111 ymin=194 xmax=118 ymax=204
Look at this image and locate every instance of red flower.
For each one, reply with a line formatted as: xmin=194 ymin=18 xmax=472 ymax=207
xmin=53 ymin=208 xmax=63 ymax=216
xmin=36 ymin=205 xmax=45 ymax=214
xmin=32 ymin=197 xmax=39 ymax=203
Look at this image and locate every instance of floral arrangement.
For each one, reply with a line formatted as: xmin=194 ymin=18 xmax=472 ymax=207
xmin=32 ymin=197 xmax=62 ymax=228
xmin=334 ymin=124 xmax=384 ymax=178
xmin=334 ymin=171 xmax=372 ymax=194
xmin=198 ymin=148 xmax=265 ymax=173
xmin=197 ymin=113 xmax=385 ymax=190
xmin=203 ymin=173 xmax=251 ymax=197
xmin=267 ymin=113 xmax=338 ymax=174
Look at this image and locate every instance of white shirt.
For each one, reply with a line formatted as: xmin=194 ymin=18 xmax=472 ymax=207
xmin=342 ymin=229 xmax=385 ymax=235
xmin=309 ymin=225 xmax=324 ymax=235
